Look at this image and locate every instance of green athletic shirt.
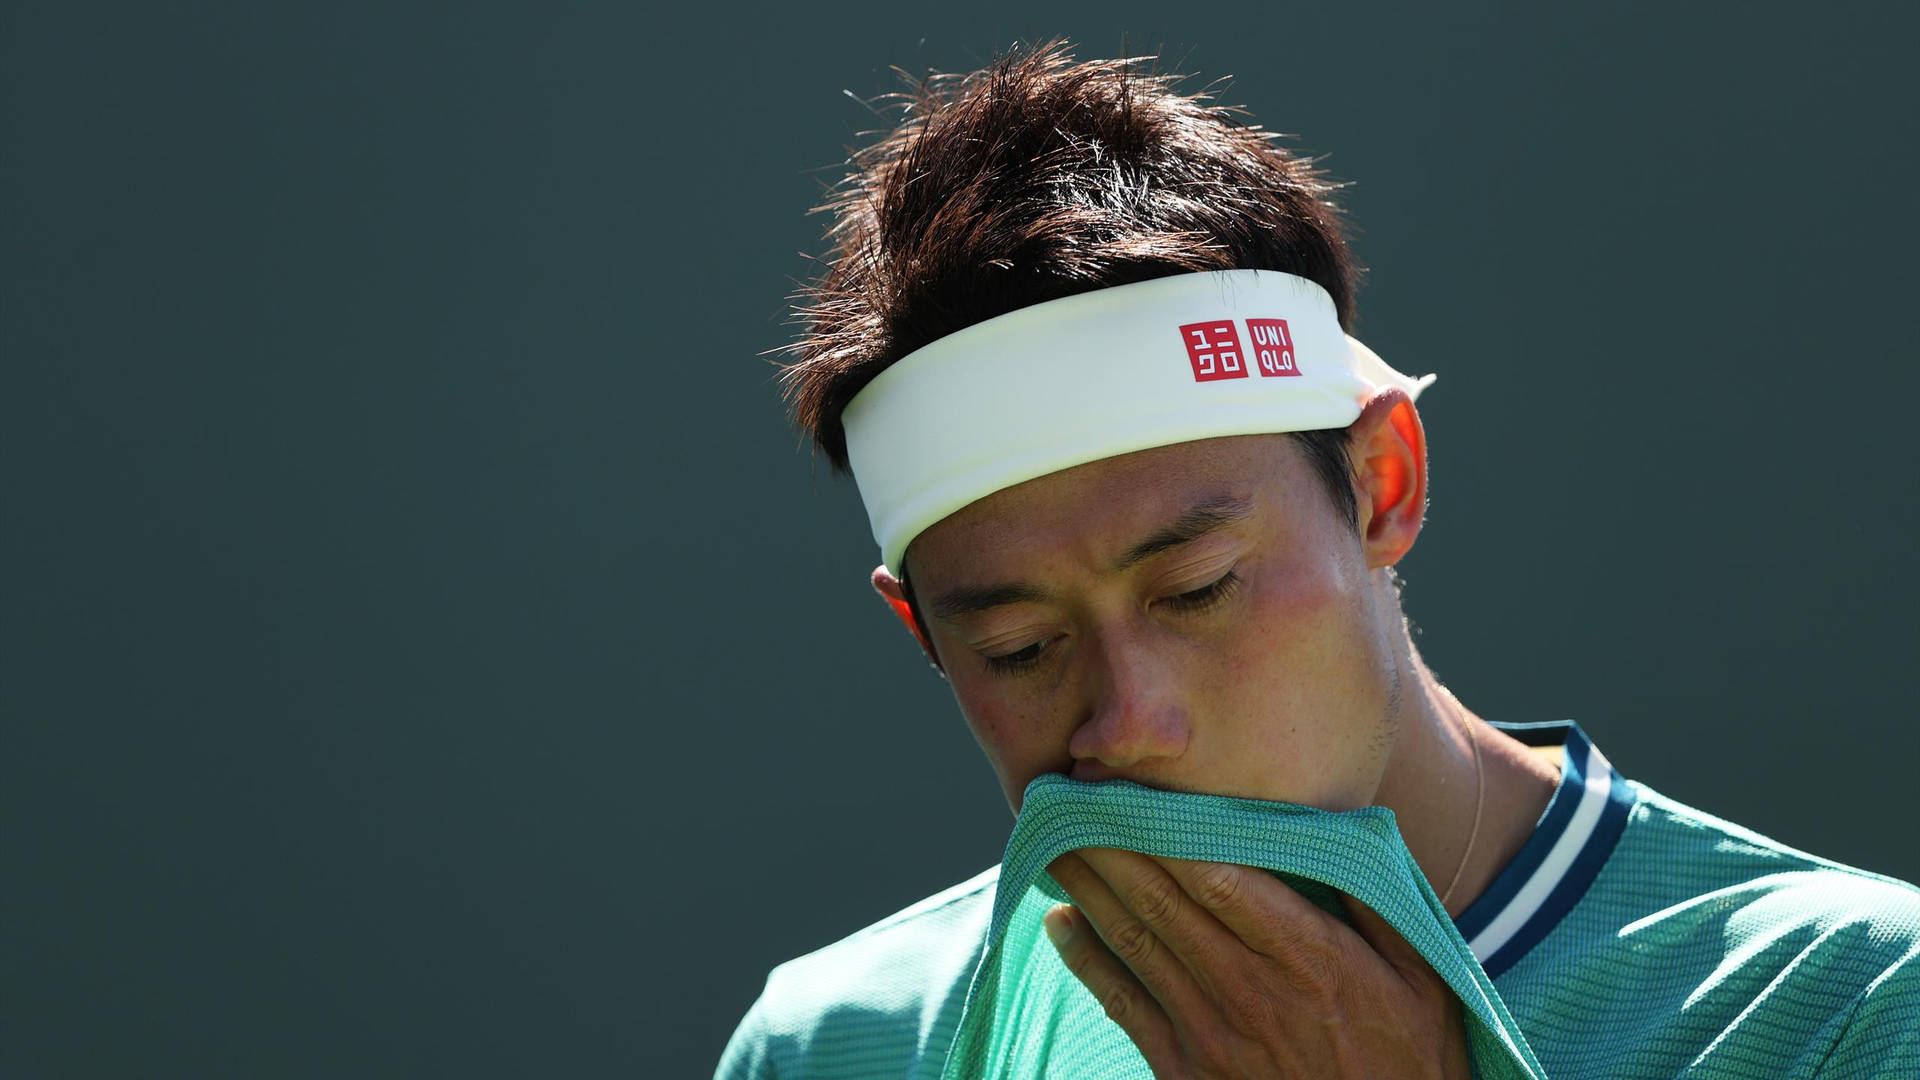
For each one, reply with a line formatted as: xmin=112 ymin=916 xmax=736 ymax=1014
xmin=715 ymin=722 xmax=1920 ymax=1078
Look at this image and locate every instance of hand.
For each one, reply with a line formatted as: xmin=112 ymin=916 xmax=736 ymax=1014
xmin=1044 ymin=849 xmax=1472 ymax=1079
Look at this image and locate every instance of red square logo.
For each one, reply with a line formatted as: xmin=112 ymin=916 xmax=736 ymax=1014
xmin=1247 ymin=318 xmax=1299 ymax=377
xmin=1178 ymin=320 xmax=1248 ymax=382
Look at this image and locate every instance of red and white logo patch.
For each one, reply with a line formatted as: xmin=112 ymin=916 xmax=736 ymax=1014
xmin=1247 ymin=318 xmax=1299 ymax=377
xmin=1178 ymin=320 xmax=1248 ymax=382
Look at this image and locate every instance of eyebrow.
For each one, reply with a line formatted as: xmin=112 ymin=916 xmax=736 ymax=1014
xmin=1113 ymin=494 xmax=1255 ymax=570
xmin=926 ymin=494 xmax=1254 ymax=621
xmin=928 ymin=581 xmax=1051 ymax=621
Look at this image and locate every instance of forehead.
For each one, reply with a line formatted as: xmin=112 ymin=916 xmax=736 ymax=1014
xmin=901 ymin=433 xmax=1305 ymax=585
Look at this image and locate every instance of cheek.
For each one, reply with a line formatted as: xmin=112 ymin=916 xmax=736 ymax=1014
xmin=1246 ymin=546 xmax=1372 ymax=657
xmin=951 ymin=681 xmax=1063 ymax=809
xmin=1237 ymin=570 xmax=1372 ymax=712
xmin=1215 ymin=554 xmax=1393 ymax=799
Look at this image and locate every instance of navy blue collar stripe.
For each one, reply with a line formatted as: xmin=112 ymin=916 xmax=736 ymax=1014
xmin=1478 ymin=764 xmax=1634 ymax=977
xmin=1450 ymin=725 xmax=1593 ymax=942
xmin=1452 ymin=720 xmax=1637 ymax=979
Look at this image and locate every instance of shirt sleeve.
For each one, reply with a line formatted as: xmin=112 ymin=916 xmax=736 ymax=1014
xmin=712 ymin=986 xmax=780 ymax=1080
xmin=1814 ymin=942 xmax=1920 ymax=1079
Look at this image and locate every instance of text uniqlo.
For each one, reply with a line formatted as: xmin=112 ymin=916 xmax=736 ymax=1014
xmin=1246 ymin=318 xmax=1299 ymax=377
xmin=1178 ymin=320 xmax=1248 ymax=382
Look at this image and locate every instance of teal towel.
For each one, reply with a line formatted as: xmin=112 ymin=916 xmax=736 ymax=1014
xmin=939 ymin=775 xmax=1547 ymax=1079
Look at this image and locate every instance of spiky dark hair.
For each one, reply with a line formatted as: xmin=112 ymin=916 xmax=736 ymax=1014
xmin=780 ymin=38 xmax=1368 ymax=537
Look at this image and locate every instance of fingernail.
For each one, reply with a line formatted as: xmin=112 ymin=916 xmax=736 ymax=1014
xmin=1043 ymin=906 xmax=1076 ymax=948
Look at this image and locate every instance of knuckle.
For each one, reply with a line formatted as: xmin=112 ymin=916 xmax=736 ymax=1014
xmin=1192 ymin=864 xmax=1243 ymax=909
xmin=1281 ymin=936 xmax=1346 ymax=1005
xmin=1131 ymin=875 xmax=1184 ymax=926
xmin=1100 ymin=983 xmax=1136 ymax=1024
xmin=1107 ymin=917 xmax=1156 ymax=964
xmin=1314 ymin=1001 xmax=1352 ymax=1039
xmin=1186 ymin=1032 xmax=1235 ymax=1074
xmin=1220 ymin=983 xmax=1281 ymax=1033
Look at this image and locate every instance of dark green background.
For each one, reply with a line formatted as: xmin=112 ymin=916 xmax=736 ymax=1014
xmin=5 ymin=2 xmax=1914 ymax=1076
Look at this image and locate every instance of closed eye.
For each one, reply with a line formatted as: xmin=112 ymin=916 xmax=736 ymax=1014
xmin=982 ymin=636 xmax=1054 ymax=676
xmin=979 ymin=571 xmax=1241 ymax=677
xmin=1159 ymin=570 xmax=1241 ymax=614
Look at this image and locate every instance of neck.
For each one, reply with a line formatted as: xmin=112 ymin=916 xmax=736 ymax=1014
xmin=1368 ymin=596 xmax=1560 ymax=917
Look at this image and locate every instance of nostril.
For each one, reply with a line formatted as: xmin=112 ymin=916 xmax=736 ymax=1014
xmin=1069 ymin=759 xmax=1127 ymax=783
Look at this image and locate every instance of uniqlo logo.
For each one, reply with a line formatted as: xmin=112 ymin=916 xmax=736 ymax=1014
xmin=1247 ymin=318 xmax=1299 ymax=377
xmin=1178 ymin=320 xmax=1248 ymax=382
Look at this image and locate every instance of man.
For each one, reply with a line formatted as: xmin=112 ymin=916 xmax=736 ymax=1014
xmin=716 ymin=42 xmax=1920 ymax=1079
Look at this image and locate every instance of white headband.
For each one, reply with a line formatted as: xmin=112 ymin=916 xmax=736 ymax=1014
xmin=842 ymin=269 xmax=1437 ymax=574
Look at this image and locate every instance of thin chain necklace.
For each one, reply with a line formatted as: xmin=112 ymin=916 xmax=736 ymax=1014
xmin=1437 ymin=702 xmax=1484 ymax=910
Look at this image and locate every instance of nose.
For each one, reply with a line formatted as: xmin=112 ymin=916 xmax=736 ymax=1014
xmin=1067 ymin=623 xmax=1192 ymax=779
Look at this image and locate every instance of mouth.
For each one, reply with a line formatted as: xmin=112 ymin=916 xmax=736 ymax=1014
xmin=1062 ymin=761 xmax=1214 ymax=796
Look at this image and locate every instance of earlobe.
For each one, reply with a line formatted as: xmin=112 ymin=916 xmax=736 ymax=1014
xmin=871 ymin=565 xmax=941 ymax=669
xmin=1350 ymin=388 xmax=1428 ymax=568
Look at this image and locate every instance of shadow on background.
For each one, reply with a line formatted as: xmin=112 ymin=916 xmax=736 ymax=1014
xmin=4 ymin=1 xmax=1914 ymax=1075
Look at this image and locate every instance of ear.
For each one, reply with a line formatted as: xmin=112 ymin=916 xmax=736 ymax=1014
xmin=1347 ymin=387 xmax=1428 ymax=569
xmin=871 ymin=564 xmax=943 ymax=672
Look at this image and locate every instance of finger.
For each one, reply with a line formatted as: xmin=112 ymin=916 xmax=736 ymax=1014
xmin=1336 ymin=891 xmax=1442 ymax=990
xmin=1071 ymin=847 xmax=1243 ymax=995
xmin=1043 ymin=904 xmax=1181 ymax=1066
xmin=1156 ymin=857 xmax=1353 ymax=968
xmin=1047 ymin=851 xmax=1215 ymax=1019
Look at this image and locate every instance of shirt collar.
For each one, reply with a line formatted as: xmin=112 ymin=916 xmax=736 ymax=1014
xmin=1451 ymin=720 xmax=1637 ymax=979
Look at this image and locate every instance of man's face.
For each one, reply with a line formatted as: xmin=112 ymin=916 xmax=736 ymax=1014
xmin=902 ymin=432 xmax=1405 ymax=816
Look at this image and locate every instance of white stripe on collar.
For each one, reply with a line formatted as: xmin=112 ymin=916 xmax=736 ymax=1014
xmin=1467 ymin=736 xmax=1616 ymax=961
